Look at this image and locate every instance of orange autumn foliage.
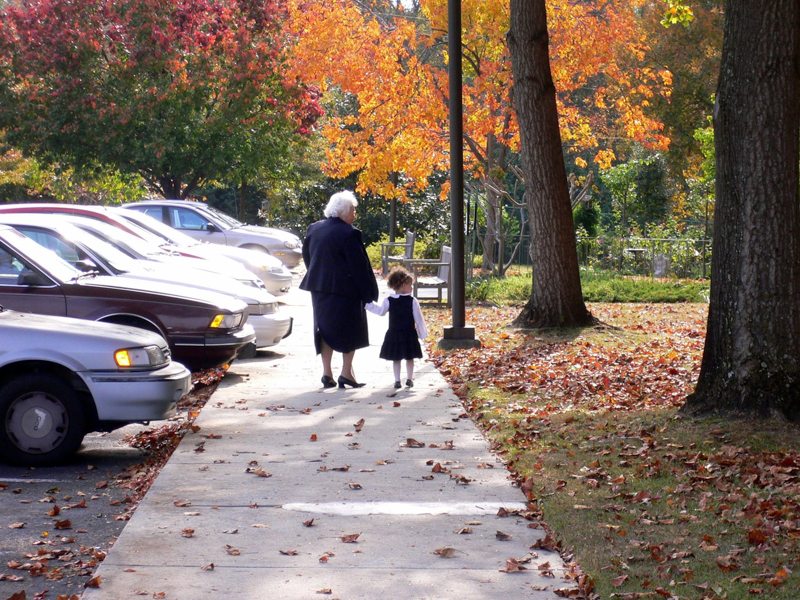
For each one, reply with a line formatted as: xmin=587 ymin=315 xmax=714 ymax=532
xmin=285 ymin=0 xmax=670 ymax=201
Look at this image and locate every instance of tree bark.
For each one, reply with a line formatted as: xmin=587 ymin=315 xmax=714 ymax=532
xmin=507 ymin=0 xmax=593 ymax=328
xmin=683 ymin=0 xmax=800 ymax=420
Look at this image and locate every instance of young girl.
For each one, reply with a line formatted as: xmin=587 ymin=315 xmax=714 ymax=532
xmin=366 ymin=266 xmax=428 ymax=388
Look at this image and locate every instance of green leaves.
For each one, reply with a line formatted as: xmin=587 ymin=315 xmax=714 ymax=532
xmin=0 ymin=0 xmax=322 ymax=197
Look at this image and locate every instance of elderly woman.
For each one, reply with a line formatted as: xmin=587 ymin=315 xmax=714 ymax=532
xmin=299 ymin=191 xmax=378 ymax=388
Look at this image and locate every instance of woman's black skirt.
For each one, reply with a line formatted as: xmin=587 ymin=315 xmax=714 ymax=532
xmin=311 ymin=291 xmax=370 ymax=353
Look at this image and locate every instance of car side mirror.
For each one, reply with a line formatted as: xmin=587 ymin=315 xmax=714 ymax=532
xmin=75 ymin=259 xmax=97 ymax=272
xmin=205 ymin=223 xmax=220 ymax=233
xmin=17 ymin=269 xmax=50 ymax=286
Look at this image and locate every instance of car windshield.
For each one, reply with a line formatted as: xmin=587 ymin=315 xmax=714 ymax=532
xmin=0 ymin=227 xmax=84 ymax=282
xmin=198 ymin=205 xmax=245 ymax=228
xmin=68 ymin=219 xmax=177 ymax=260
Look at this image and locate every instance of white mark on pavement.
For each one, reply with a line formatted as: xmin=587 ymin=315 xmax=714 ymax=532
xmin=281 ymin=501 xmax=527 ymax=516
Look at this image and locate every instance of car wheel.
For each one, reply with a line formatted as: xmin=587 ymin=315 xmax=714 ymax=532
xmin=0 ymin=374 xmax=87 ymax=466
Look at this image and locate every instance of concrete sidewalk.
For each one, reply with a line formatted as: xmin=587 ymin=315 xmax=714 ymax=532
xmin=83 ymin=286 xmax=575 ymax=599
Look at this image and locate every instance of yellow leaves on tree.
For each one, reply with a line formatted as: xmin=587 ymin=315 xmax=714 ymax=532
xmin=285 ymin=0 xmax=671 ymax=201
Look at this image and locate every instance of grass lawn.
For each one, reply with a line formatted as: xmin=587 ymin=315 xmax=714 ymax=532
xmin=421 ymin=301 xmax=799 ymax=599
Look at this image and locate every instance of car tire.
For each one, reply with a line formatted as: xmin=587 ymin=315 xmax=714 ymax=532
xmin=0 ymin=374 xmax=87 ymax=466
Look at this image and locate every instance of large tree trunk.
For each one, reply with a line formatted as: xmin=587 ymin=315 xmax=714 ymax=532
xmin=683 ymin=1 xmax=800 ymax=420
xmin=507 ymin=0 xmax=593 ymax=328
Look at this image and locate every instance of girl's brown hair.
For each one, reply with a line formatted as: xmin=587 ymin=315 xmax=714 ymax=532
xmin=386 ymin=265 xmax=413 ymax=292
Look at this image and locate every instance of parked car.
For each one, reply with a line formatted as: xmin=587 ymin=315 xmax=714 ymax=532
xmin=0 ymin=215 xmax=293 ymax=351
xmin=0 ymin=203 xmax=293 ymax=294
xmin=0 ymin=225 xmax=255 ymax=370
xmin=123 ymin=199 xmax=303 ymax=268
xmin=0 ymin=203 xmax=271 ymax=289
xmin=113 ymin=208 xmax=293 ymax=295
xmin=0 ymin=306 xmax=192 ymax=466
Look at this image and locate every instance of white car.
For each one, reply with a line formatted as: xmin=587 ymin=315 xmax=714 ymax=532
xmin=0 ymin=215 xmax=293 ymax=352
xmin=123 ymin=199 xmax=303 ymax=268
xmin=0 ymin=306 xmax=191 ymax=466
xmin=116 ymin=208 xmax=293 ymax=295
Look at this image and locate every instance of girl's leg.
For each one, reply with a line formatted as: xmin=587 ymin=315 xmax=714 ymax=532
xmin=393 ymin=360 xmax=402 ymax=384
xmin=405 ymin=359 xmax=414 ymax=386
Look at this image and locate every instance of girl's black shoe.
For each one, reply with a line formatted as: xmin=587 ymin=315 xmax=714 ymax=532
xmin=321 ymin=375 xmax=336 ymax=388
xmin=394 ymin=381 xmax=402 ymax=389
xmin=405 ymin=379 xmax=414 ymax=387
xmin=338 ymin=375 xmax=366 ymax=389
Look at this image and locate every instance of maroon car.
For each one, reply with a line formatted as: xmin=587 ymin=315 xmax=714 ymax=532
xmin=0 ymin=225 xmax=255 ymax=370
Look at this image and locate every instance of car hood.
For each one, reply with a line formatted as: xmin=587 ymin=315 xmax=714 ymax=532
xmin=80 ymin=274 xmax=248 ymax=313
xmin=237 ymin=225 xmax=301 ymax=244
xmin=114 ymin=265 xmax=277 ymax=305
xmin=0 ymin=308 xmax=167 ymax=347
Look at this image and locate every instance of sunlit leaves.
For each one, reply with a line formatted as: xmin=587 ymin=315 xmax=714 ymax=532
xmin=285 ymin=0 xmax=671 ymax=201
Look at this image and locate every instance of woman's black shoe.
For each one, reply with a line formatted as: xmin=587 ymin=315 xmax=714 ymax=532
xmin=321 ymin=375 xmax=336 ymax=388
xmin=338 ymin=375 xmax=366 ymax=389
xmin=394 ymin=381 xmax=402 ymax=389
xmin=405 ymin=379 xmax=414 ymax=387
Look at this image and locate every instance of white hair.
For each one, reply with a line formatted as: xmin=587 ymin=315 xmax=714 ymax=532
xmin=324 ymin=190 xmax=358 ymax=218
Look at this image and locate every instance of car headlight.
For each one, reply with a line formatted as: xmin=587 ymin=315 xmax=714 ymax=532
xmin=209 ymin=313 xmax=244 ymax=328
xmin=115 ymin=345 xmax=168 ymax=368
xmin=247 ymin=301 xmax=278 ymax=316
xmin=283 ymin=239 xmax=300 ymax=250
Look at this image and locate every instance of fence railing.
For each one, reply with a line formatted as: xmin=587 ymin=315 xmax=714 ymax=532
xmin=469 ymin=232 xmax=712 ymax=279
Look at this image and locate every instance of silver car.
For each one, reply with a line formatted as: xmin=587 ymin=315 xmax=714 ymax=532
xmin=0 ymin=307 xmax=191 ymax=466
xmin=123 ymin=199 xmax=303 ymax=268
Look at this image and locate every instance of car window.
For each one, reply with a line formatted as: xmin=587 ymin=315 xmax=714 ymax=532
xmin=170 ymin=207 xmax=212 ymax=231
xmin=18 ymin=228 xmax=84 ymax=264
xmin=137 ymin=206 xmax=163 ymax=221
xmin=0 ymin=231 xmax=78 ymax=283
xmin=0 ymin=247 xmax=22 ymax=283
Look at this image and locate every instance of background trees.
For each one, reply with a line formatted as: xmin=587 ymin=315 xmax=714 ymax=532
xmin=0 ymin=0 xmax=322 ymax=199
xmin=285 ymin=0 xmax=671 ymax=271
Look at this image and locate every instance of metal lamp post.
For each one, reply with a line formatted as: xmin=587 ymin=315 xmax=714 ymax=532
xmin=439 ymin=0 xmax=480 ymax=350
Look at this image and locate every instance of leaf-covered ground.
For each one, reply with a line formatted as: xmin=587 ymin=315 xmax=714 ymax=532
xmin=422 ymin=303 xmax=800 ymax=600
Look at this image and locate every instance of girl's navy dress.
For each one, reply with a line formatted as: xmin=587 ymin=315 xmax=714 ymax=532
xmin=378 ymin=295 xmax=423 ymax=360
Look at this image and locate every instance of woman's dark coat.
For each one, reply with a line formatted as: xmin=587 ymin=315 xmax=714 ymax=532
xmin=300 ymin=217 xmax=378 ymax=353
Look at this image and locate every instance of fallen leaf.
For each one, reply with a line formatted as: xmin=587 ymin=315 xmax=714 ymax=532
xmin=496 ymin=530 xmax=512 ymax=541
xmin=201 ymin=562 xmax=214 ymax=571
xmin=434 ymin=547 xmax=457 ymax=558
xmin=280 ymin=549 xmax=298 ymax=556
xmin=225 ymin=545 xmax=240 ymax=556
xmin=403 ymin=438 xmax=426 ymax=448
xmin=340 ymin=533 xmax=360 ymax=543
xmin=500 ymin=558 xmax=526 ymax=572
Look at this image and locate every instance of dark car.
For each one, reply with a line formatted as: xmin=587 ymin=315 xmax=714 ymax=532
xmin=0 ymin=225 xmax=255 ymax=370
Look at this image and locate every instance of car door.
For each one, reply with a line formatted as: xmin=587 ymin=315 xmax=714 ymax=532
xmin=0 ymin=243 xmax=68 ymax=316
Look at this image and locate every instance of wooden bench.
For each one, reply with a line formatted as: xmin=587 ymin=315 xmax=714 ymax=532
xmin=380 ymin=231 xmax=415 ymax=275
xmin=405 ymin=245 xmax=450 ymax=305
